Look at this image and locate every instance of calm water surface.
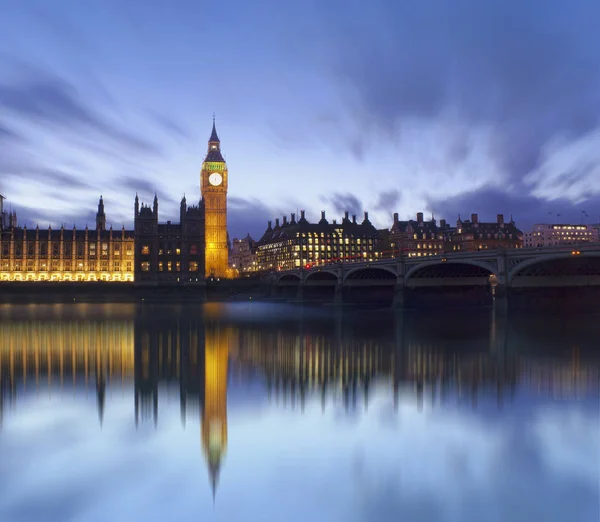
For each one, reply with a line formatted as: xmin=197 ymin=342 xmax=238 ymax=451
xmin=0 ymin=302 xmax=598 ymax=522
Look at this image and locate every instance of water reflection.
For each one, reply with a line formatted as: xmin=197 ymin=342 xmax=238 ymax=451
xmin=0 ymin=303 xmax=598 ymax=521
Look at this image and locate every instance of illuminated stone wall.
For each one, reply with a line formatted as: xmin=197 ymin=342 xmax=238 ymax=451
xmin=0 ymin=226 xmax=135 ymax=283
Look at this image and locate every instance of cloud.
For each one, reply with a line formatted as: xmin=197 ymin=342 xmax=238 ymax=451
xmin=14 ymin=204 xmax=98 ymax=229
xmin=0 ymin=65 xmax=162 ymax=156
xmin=427 ymin=187 xmax=600 ymax=230
xmin=324 ymin=0 xmax=600 ymax=184
xmin=0 ymin=121 xmax=23 ymax=143
xmin=229 ymin=196 xmax=277 ymax=240
xmin=119 ymin=175 xmax=178 ymax=207
xmin=2 ymin=166 xmax=95 ymax=191
xmin=322 ymin=193 xmax=363 ymax=217
xmin=148 ymin=111 xmax=191 ymax=140
xmin=375 ymin=190 xmax=401 ymax=213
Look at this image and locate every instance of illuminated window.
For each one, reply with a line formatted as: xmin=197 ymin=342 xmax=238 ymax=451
xmin=141 ymin=262 xmax=150 ymax=272
xmin=190 ymin=261 xmax=198 ymax=272
xmin=176 ymin=248 xmax=181 ymax=255
xmin=158 ymin=262 xmax=163 ymax=272
xmin=167 ymin=261 xmax=172 ymax=272
xmin=141 ymin=245 xmax=150 ymax=255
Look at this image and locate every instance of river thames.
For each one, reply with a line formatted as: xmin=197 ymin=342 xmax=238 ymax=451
xmin=0 ymin=302 xmax=598 ymax=522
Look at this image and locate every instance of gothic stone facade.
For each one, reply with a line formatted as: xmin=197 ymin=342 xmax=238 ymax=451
xmin=134 ymin=194 xmax=205 ymax=284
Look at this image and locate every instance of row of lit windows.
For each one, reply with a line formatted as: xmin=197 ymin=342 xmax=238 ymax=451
xmin=140 ymin=245 xmax=198 ymax=255
xmin=1 ymin=260 xmax=134 ymax=272
xmin=1 ymin=242 xmax=134 ymax=258
xmin=140 ymin=261 xmax=199 ymax=272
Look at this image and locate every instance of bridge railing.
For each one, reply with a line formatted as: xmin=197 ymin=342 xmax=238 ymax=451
xmin=267 ymin=243 xmax=600 ymax=275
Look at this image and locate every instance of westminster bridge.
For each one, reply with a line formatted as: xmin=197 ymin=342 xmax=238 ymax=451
xmin=267 ymin=245 xmax=600 ymax=307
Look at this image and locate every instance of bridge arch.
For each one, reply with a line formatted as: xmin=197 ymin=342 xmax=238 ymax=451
xmin=405 ymin=259 xmax=497 ymax=282
xmin=343 ymin=265 xmax=397 ymax=282
xmin=509 ymin=251 xmax=600 ymax=281
xmin=276 ymin=273 xmax=301 ymax=284
xmin=305 ymin=269 xmax=338 ymax=282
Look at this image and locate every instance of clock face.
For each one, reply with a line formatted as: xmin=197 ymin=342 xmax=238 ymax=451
xmin=208 ymin=172 xmax=223 ymax=186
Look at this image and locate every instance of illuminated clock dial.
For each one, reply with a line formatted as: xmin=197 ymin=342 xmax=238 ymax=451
xmin=208 ymin=173 xmax=223 ymax=186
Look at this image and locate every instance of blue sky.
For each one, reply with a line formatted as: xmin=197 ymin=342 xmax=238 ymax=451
xmin=1 ymin=0 xmax=600 ymax=239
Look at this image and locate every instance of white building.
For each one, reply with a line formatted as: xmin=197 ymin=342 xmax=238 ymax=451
xmin=524 ymin=224 xmax=599 ymax=248
xmin=230 ymin=234 xmax=257 ymax=274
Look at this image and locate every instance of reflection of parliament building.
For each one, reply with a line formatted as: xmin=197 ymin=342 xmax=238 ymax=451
xmin=1 ymin=313 xmax=598 ymax=495
xmin=0 ymin=120 xmax=230 ymax=283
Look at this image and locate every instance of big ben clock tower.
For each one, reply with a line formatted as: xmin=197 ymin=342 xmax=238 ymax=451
xmin=201 ymin=117 xmax=229 ymax=278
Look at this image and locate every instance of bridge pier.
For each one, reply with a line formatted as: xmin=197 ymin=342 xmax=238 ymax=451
xmin=296 ymin=281 xmax=304 ymax=302
xmin=334 ymin=283 xmax=343 ymax=304
xmin=392 ymin=283 xmax=405 ymax=309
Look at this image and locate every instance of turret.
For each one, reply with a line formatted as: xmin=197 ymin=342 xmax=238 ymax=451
xmin=153 ymin=193 xmax=158 ymax=217
xmin=180 ymin=195 xmax=187 ymax=222
xmin=96 ymin=195 xmax=106 ymax=231
xmin=135 ymin=193 xmax=139 ymax=218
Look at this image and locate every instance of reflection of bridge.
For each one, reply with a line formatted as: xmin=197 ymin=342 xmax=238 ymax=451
xmin=268 ymin=246 xmax=600 ymax=306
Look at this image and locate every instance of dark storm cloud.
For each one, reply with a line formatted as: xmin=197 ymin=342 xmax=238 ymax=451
xmin=427 ymin=187 xmax=600 ymax=230
xmin=376 ymin=190 xmax=401 ymax=212
xmin=228 ymin=196 xmax=277 ymax=240
xmin=323 ymin=193 xmax=363 ymax=217
xmin=0 ymin=66 xmax=162 ymax=155
xmin=327 ymin=0 xmax=600 ymax=180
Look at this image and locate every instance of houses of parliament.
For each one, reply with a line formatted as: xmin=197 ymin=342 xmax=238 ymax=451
xmin=0 ymin=120 xmax=230 ymax=284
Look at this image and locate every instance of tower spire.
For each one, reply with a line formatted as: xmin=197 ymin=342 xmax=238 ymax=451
xmin=210 ymin=115 xmax=220 ymax=143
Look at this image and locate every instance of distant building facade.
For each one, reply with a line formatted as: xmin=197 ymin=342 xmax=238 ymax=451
xmin=523 ymin=224 xmax=599 ymax=248
xmin=389 ymin=212 xmax=446 ymax=258
xmin=230 ymin=234 xmax=257 ymax=274
xmin=0 ymin=197 xmax=135 ymax=282
xmin=444 ymin=214 xmax=523 ymax=252
xmin=255 ymin=210 xmax=381 ymax=271
xmin=134 ymin=194 xmax=205 ymax=284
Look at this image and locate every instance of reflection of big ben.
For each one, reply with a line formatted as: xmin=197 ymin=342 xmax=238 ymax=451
xmin=201 ymin=321 xmax=229 ymax=497
xmin=201 ymin=118 xmax=229 ymax=278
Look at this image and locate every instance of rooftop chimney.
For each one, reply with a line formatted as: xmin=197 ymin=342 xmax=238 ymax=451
xmin=497 ymin=214 xmax=504 ymax=225
xmin=471 ymin=213 xmax=478 ymax=224
xmin=275 ymin=218 xmax=280 ymax=227
xmin=300 ymin=210 xmax=305 ymax=220
xmin=352 ymin=214 xmax=357 ymax=224
xmin=393 ymin=212 xmax=399 ymax=224
xmin=364 ymin=211 xmax=369 ymax=220
xmin=291 ymin=212 xmax=296 ymax=223
xmin=321 ymin=210 xmax=326 ymax=219
xmin=344 ymin=211 xmax=349 ymax=220
xmin=283 ymin=216 xmax=288 ymax=225
xmin=417 ymin=212 xmax=423 ymax=223
xmin=267 ymin=220 xmax=272 ymax=229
